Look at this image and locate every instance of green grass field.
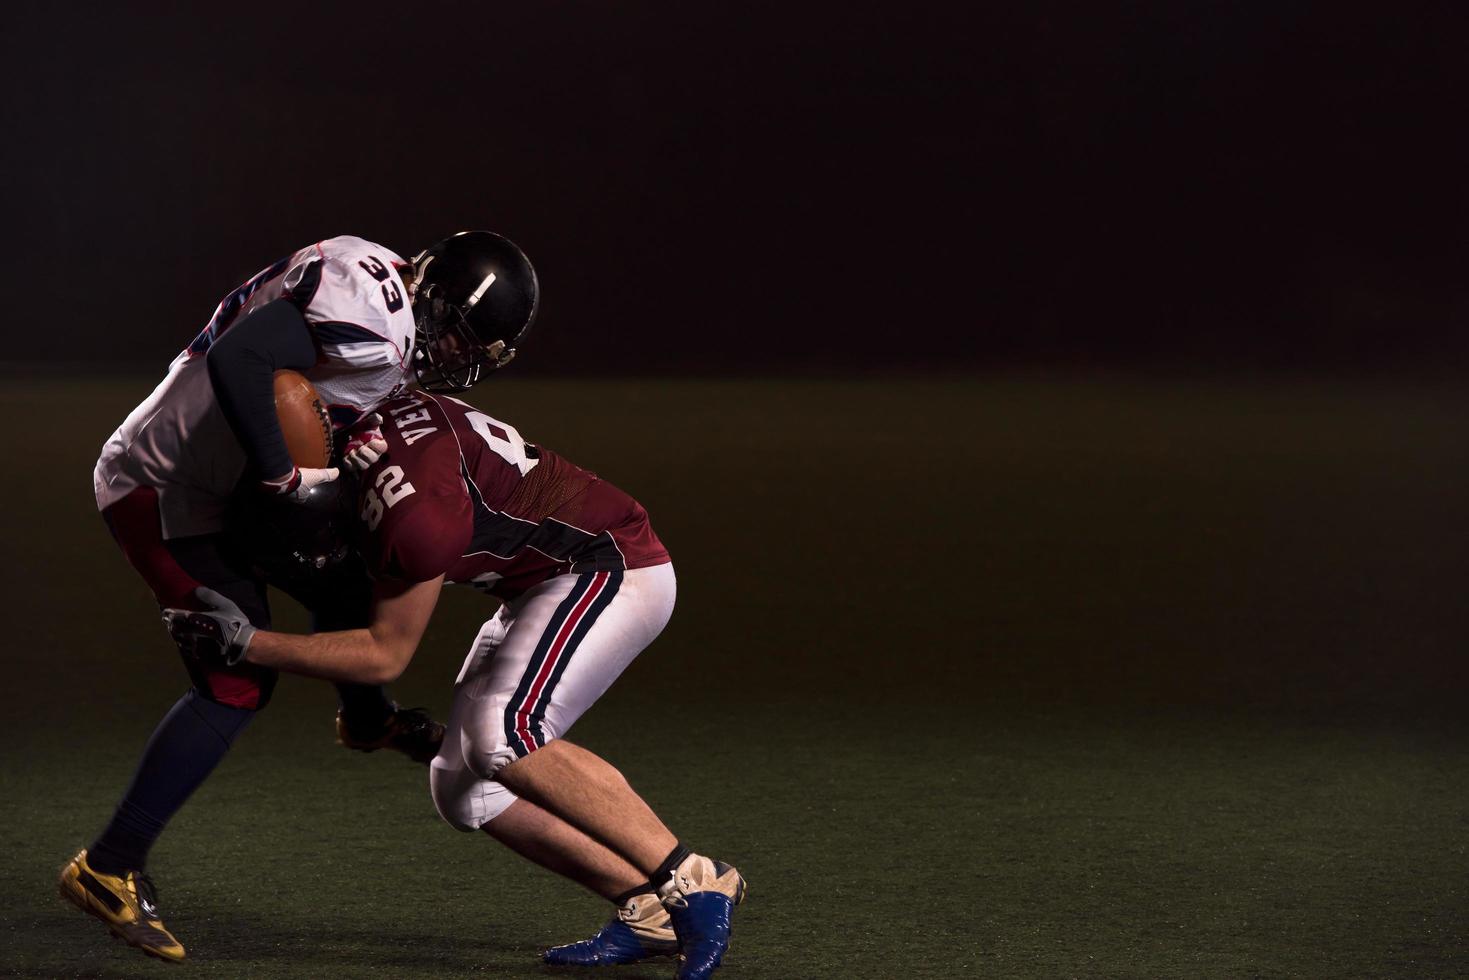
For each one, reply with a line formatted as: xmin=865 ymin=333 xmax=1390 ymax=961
xmin=0 ymin=374 xmax=1465 ymax=978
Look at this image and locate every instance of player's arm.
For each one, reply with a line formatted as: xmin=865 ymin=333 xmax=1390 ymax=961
xmin=205 ymin=299 xmax=332 ymax=493
xmin=247 ymin=574 xmax=444 ymax=684
xmin=165 ymin=574 xmax=445 ymax=686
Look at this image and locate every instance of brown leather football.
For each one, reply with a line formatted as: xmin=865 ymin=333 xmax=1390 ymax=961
xmin=272 ymin=370 xmax=333 ymax=469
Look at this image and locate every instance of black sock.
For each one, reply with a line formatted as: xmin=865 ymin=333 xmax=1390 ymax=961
xmin=613 ymin=882 xmax=656 ymax=906
xmin=648 ymin=842 xmax=692 ymax=893
xmin=335 ymin=683 xmax=395 ymax=733
xmin=88 ymin=690 xmax=255 ymax=875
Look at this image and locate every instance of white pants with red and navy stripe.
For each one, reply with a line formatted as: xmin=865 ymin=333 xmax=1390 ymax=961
xmin=429 ymin=562 xmax=676 ymax=832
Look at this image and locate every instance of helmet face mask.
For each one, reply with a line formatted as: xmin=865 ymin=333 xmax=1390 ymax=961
xmin=411 ymin=285 xmax=516 ymax=391
xmin=230 ymin=477 xmax=356 ymax=592
xmin=409 ymin=231 xmax=538 ymax=393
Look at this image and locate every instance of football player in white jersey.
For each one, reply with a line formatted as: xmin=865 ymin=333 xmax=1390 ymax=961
xmin=59 ymin=231 xmax=539 ymax=961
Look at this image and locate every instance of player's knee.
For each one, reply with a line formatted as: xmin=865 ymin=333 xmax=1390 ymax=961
xmin=189 ymin=668 xmax=279 ymax=712
xmin=468 ymin=719 xmax=558 ymax=780
xmin=182 ymin=688 xmax=257 ymax=744
xmin=460 ymin=695 xmax=568 ymax=780
xmin=430 ymin=754 xmax=516 ymax=832
xmin=428 ymin=763 xmax=480 ymax=832
xmin=462 ymin=728 xmax=522 ymax=781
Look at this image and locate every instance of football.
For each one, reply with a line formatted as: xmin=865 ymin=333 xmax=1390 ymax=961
xmin=272 ymin=369 xmax=333 ymax=469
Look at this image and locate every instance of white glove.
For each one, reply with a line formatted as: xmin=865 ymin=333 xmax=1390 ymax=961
xmin=161 ymin=587 xmax=258 ymax=666
xmin=341 ymin=412 xmax=388 ymax=472
xmin=260 ymin=465 xmax=341 ymax=502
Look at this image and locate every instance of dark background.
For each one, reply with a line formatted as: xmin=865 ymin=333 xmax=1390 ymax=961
xmin=4 ymin=5 xmax=1469 ymax=976
xmin=4 ymin=1 xmax=1466 ymax=373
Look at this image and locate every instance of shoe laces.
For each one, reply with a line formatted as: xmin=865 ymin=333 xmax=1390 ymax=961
xmin=617 ymin=893 xmax=663 ymax=923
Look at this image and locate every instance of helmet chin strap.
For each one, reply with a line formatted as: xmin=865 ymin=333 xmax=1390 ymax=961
xmin=411 ymin=253 xmax=436 ymax=300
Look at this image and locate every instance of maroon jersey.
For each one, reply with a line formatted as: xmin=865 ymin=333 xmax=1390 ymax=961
xmin=354 ymin=391 xmax=668 ymax=597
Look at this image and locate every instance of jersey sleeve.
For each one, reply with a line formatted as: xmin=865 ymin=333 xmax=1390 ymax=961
xmin=204 ymin=299 xmax=317 ymax=482
xmin=287 ymin=241 xmax=412 ymax=371
xmin=360 ymin=437 xmax=473 ymax=583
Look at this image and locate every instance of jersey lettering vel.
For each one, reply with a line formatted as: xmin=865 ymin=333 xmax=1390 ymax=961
xmin=95 ymin=236 xmax=416 ymax=537
xmin=356 ymin=391 xmax=669 ymax=599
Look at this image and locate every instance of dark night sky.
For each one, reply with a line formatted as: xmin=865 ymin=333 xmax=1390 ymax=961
xmin=3 ymin=2 xmax=1467 ymax=372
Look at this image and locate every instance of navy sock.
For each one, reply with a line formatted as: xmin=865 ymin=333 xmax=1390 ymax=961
xmin=334 ymin=683 xmax=395 ymax=732
xmin=88 ymin=690 xmax=255 ymax=875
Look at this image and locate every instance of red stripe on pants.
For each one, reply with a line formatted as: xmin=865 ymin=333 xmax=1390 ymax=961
xmin=513 ymin=571 xmax=609 ymax=753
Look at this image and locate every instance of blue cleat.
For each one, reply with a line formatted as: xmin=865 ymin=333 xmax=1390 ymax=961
xmin=660 ymin=857 xmax=748 ymax=980
xmin=544 ymin=893 xmax=678 ymax=966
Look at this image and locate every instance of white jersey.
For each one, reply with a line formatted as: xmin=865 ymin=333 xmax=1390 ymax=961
xmin=94 ymin=235 xmax=416 ymax=538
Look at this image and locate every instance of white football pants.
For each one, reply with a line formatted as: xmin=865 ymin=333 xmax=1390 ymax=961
xmin=429 ymin=562 xmax=676 ymax=832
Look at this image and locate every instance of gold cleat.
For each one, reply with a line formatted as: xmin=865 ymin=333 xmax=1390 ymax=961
xmin=58 ymin=849 xmax=185 ymax=962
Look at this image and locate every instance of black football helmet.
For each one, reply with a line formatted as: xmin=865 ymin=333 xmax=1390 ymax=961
xmin=228 ymin=478 xmax=356 ymax=593
xmin=410 ymin=231 xmax=539 ymax=391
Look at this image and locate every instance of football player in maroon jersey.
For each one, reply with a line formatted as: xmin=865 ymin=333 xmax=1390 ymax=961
xmin=166 ymin=390 xmax=748 ymax=980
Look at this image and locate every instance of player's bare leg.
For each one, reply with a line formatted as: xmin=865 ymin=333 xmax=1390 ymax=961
xmin=496 ymin=738 xmax=677 ymax=874
xmin=485 ymin=796 xmax=685 ymax=965
xmin=485 ymin=797 xmax=645 ymax=901
xmin=495 ymin=738 xmax=745 ymax=977
xmin=431 ymin=712 xmax=685 ymax=966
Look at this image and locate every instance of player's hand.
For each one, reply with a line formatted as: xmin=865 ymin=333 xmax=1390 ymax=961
xmin=161 ymin=587 xmax=258 ymax=666
xmin=259 ymin=464 xmax=341 ymax=502
xmin=341 ymin=412 xmax=388 ymax=472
